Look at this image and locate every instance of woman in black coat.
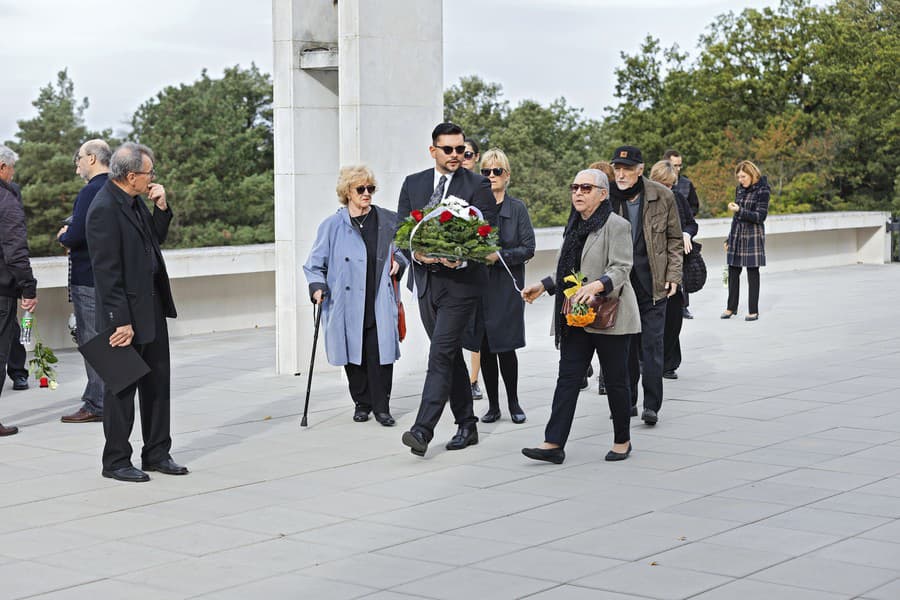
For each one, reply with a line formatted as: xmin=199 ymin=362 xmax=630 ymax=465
xmin=723 ymin=160 xmax=769 ymax=321
xmin=467 ymin=148 xmax=535 ymax=424
xmin=650 ymin=161 xmax=697 ymax=379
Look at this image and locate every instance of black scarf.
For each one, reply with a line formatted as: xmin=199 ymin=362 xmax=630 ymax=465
xmin=554 ymin=199 xmax=613 ymax=345
xmin=609 ymin=176 xmax=644 ymax=214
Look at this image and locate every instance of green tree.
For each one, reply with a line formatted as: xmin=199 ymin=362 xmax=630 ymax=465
xmin=5 ymin=70 xmax=111 ymax=256
xmin=130 ymin=64 xmax=274 ymax=247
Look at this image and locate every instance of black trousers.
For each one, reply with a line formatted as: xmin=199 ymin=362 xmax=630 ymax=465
xmin=545 ymin=328 xmax=630 ymax=447
xmin=0 ymin=297 xmax=18 ymax=399
xmin=663 ymin=291 xmax=684 ymax=372
xmin=629 ymin=296 xmax=666 ymax=412
xmin=412 ymin=279 xmax=477 ymax=442
xmin=478 ymin=335 xmax=519 ymax=412
xmin=6 ymin=320 xmax=27 ymax=380
xmin=102 ymin=296 xmax=172 ymax=471
xmin=727 ymin=266 xmax=760 ymax=314
xmin=344 ymin=324 xmax=392 ymax=414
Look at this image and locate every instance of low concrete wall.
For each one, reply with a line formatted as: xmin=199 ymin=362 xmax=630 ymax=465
xmin=28 ymin=212 xmax=891 ymax=366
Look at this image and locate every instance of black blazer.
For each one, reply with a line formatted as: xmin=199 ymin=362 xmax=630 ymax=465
xmin=396 ymin=167 xmax=498 ymax=298
xmin=86 ymin=180 xmax=177 ymax=345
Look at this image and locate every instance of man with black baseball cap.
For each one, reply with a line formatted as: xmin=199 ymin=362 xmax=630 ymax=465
xmin=609 ymin=145 xmax=683 ymax=425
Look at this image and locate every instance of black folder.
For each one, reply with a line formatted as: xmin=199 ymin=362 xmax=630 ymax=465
xmin=78 ymin=329 xmax=151 ymax=395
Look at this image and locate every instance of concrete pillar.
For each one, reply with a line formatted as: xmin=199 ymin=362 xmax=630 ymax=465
xmin=273 ymin=0 xmax=443 ymax=375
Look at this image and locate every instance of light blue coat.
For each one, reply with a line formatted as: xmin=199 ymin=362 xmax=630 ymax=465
xmin=303 ymin=206 xmax=407 ymax=366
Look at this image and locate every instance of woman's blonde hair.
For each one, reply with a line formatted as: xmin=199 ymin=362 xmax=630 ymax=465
xmin=735 ymin=160 xmax=761 ymax=184
xmin=481 ymin=148 xmax=511 ymax=187
xmin=335 ymin=164 xmax=377 ymax=205
xmin=649 ymin=160 xmax=677 ymax=187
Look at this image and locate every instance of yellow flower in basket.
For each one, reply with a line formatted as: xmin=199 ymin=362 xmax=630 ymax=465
xmin=563 ymin=271 xmax=596 ymax=328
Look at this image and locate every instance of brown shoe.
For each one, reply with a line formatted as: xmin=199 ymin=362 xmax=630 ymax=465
xmin=0 ymin=422 xmax=18 ymax=436
xmin=61 ymin=408 xmax=102 ymax=423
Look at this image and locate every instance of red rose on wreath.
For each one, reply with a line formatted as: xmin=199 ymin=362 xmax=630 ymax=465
xmin=477 ymin=224 xmax=492 ymax=238
xmin=410 ymin=209 xmax=424 ymax=222
xmin=469 ymin=208 xmax=478 ymax=217
xmin=439 ymin=210 xmax=453 ymax=223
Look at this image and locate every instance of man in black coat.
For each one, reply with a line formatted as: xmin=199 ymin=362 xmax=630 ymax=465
xmin=86 ymin=142 xmax=185 ymax=482
xmin=397 ymin=123 xmax=498 ymax=457
xmin=0 ymin=145 xmax=39 ymax=436
xmin=663 ymin=149 xmax=700 ymax=319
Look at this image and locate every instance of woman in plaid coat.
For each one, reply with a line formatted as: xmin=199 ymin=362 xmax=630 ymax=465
xmin=722 ymin=160 xmax=769 ymax=321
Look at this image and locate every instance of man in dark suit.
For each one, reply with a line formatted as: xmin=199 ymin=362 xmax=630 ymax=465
xmin=397 ymin=122 xmax=498 ymax=457
xmin=86 ymin=142 xmax=185 ymax=482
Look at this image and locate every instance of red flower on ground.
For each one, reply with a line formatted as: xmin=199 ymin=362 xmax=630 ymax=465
xmin=439 ymin=210 xmax=453 ymax=223
xmin=477 ymin=224 xmax=492 ymax=237
xmin=410 ymin=209 xmax=424 ymax=222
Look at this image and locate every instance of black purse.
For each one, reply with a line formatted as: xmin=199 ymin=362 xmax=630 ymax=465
xmin=682 ymin=240 xmax=707 ymax=294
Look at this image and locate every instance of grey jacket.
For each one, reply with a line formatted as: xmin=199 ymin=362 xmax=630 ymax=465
xmin=545 ymin=213 xmax=641 ymax=336
xmin=0 ymin=179 xmax=37 ymax=299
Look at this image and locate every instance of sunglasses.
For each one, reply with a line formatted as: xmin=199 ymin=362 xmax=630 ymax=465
xmin=436 ymin=145 xmax=467 ymax=156
xmin=463 ymin=151 xmax=476 ymax=160
xmin=354 ymin=185 xmax=376 ymax=194
xmin=569 ymin=183 xmax=601 ymax=193
xmin=481 ymin=168 xmax=505 ymax=177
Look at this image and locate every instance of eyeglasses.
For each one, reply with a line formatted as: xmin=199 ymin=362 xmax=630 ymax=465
xmin=354 ymin=185 xmax=376 ymax=194
xmin=132 ymin=169 xmax=157 ymax=179
xmin=436 ymin=145 xmax=467 ymax=156
xmin=481 ymin=168 xmax=505 ymax=177
xmin=73 ymin=154 xmax=84 ymax=166
xmin=463 ymin=151 xmax=475 ymax=160
xmin=569 ymin=183 xmax=602 ymax=193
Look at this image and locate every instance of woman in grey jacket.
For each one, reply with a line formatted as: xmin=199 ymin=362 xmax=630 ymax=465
xmin=303 ymin=165 xmax=407 ymax=426
xmin=520 ymin=169 xmax=640 ymax=464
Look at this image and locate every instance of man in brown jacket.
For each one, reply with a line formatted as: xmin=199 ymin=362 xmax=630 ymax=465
xmin=609 ymin=146 xmax=682 ymax=425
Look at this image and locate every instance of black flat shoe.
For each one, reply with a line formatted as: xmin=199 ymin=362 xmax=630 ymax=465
xmin=522 ymin=447 xmax=565 ymax=464
xmin=481 ymin=410 xmax=501 ymax=423
xmin=510 ymin=411 xmax=527 ymax=424
xmin=446 ymin=426 xmax=478 ymax=450
xmin=102 ymin=466 xmax=150 ymax=482
xmin=141 ymin=458 xmax=189 ymax=475
xmin=353 ymin=405 xmax=371 ymax=422
xmin=745 ymin=314 xmax=759 ymax=321
xmin=374 ymin=412 xmax=395 ymax=427
xmin=402 ymin=430 xmax=428 ymax=457
xmin=605 ymin=443 xmax=632 ymax=462
xmin=720 ymin=311 xmax=736 ymax=319
xmin=642 ymin=408 xmax=658 ymax=426
xmin=663 ymin=370 xmax=678 ymax=380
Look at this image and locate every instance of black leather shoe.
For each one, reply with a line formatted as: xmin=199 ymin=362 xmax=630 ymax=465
xmin=402 ymin=430 xmax=428 ymax=457
xmin=142 ymin=458 xmax=189 ymax=475
xmin=682 ymin=307 xmax=694 ymax=319
xmin=720 ymin=310 xmax=736 ymax=319
xmin=481 ymin=410 xmax=501 ymax=423
xmin=642 ymin=409 xmax=658 ymax=425
xmin=522 ymin=447 xmax=565 ymax=464
xmin=470 ymin=381 xmax=483 ymax=401
xmin=446 ymin=426 xmax=478 ymax=451
xmin=598 ymin=384 xmax=607 ymax=395
xmin=11 ymin=376 xmax=28 ymax=390
xmin=663 ymin=370 xmax=678 ymax=380
xmin=102 ymin=466 xmax=150 ymax=482
xmin=605 ymin=443 xmax=632 ymax=461
xmin=374 ymin=412 xmax=395 ymax=427
xmin=510 ymin=408 xmax=527 ymax=424
xmin=353 ymin=405 xmax=371 ymax=422
xmin=745 ymin=314 xmax=759 ymax=321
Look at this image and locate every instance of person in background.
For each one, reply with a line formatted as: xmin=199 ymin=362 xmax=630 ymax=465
xmin=3 ymin=181 xmax=30 ymax=393
xmin=462 ymin=137 xmax=484 ymax=401
xmin=663 ymin=149 xmax=699 ymax=319
xmin=466 ymin=148 xmax=534 ymax=424
xmin=304 ymin=165 xmax=407 ymax=427
xmin=723 ymin=160 xmax=769 ymax=321
xmin=520 ymin=169 xmax=639 ymax=464
xmin=0 ymin=145 xmax=39 ymax=436
xmin=649 ymin=161 xmax=697 ymax=381
xmin=57 ymin=139 xmax=111 ymax=423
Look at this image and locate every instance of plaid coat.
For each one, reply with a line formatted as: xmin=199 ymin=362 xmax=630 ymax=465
xmin=727 ymin=176 xmax=770 ymax=268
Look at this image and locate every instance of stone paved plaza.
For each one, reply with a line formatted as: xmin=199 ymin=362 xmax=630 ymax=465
xmin=1 ymin=263 xmax=899 ymax=599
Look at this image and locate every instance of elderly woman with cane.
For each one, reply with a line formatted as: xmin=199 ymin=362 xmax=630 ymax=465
xmin=520 ymin=169 xmax=640 ymax=464
xmin=303 ymin=165 xmax=407 ymax=426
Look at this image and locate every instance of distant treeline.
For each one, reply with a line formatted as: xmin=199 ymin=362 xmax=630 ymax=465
xmin=5 ymin=0 xmax=897 ymax=257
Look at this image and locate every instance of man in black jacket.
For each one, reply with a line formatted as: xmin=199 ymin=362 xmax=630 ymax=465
xmin=0 ymin=145 xmax=39 ymax=436
xmin=397 ymin=123 xmax=498 ymax=457
xmin=86 ymin=142 xmax=185 ymax=482
xmin=663 ymin=149 xmax=699 ymax=319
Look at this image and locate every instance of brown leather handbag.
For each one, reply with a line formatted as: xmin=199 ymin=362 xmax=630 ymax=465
xmin=390 ymin=253 xmax=406 ymax=342
xmin=562 ymin=289 xmax=620 ymax=330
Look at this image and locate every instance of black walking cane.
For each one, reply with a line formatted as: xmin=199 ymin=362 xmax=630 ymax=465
xmin=300 ymin=294 xmax=325 ymax=427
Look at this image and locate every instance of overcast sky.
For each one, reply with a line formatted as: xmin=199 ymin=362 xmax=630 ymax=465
xmin=1 ymin=0 xmax=789 ymax=143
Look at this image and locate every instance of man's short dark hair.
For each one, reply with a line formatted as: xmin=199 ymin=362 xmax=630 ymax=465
xmin=432 ymin=122 xmax=464 ymax=143
xmin=663 ymin=149 xmax=681 ymax=160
